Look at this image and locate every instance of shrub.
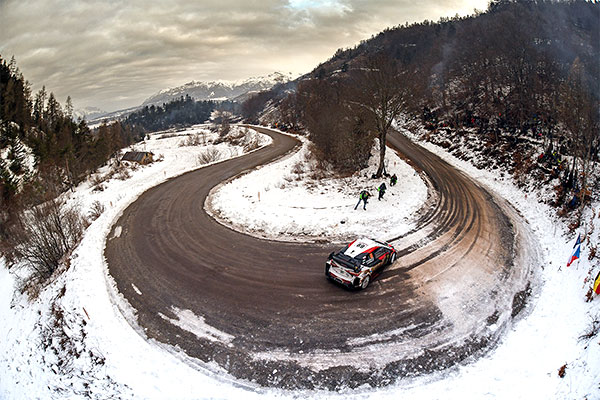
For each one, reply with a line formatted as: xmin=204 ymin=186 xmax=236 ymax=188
xmin=107 ymin=163 xmax=132 ymax=181
xmin=116 ymin=167 xmax=131 ymax=181
xmin=558 ymin=364 xmax=567 ymax=378
xmin=90 ymin=173 xmax=106 ymax=191
xmin=179 ymin=134 xmax=202 ymax=147
xmin=89 ymin=173 xmax=106 ymax=188
xmin=2 ymin=199 xmax=88 ymax=283
xmin=88 ymin=201 xmax=105 ymax=221
xmin=197 ymin=148 xmax=221 ymax=165
xmin=243 ymin=136 xmax=260 ymax=152
xmin=291 ymin=161 xmax=304 ymax=176
xmin=579 ymin=313 xmax=600 ymax=342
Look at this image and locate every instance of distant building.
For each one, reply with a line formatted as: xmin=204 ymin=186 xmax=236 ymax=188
xmin=121 ymin=151 xmax=154 ymax=165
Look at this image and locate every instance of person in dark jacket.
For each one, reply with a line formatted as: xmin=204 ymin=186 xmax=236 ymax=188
xmin=377 ymin=182 xmax=387 ymax=200
xmin=390 ymin=174 xmax=397 ymax=186
xmin=354 ymin=190 xmax=371 ymax=210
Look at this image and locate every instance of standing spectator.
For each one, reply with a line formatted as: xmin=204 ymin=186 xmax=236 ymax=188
xmin=390 ymin=174 xmax=397 ymax=186
xmin=354 ymin=190 xmax=371 ymax=210
xmin=377 ymin=182 xmax=387 ymax=200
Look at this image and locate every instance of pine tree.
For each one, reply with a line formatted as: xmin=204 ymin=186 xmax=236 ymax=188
xmin=0 ymin=158 xmax=18 ymax=201
xmin=33 ymin=86 xmax=47 ymax=125
xmin=45 ymin=92 xmax=62 ymax=127
xmin=64 ymin=96 xmax=73 ymax=119
xmin=8 ymin=136 xmax=26 ymax=176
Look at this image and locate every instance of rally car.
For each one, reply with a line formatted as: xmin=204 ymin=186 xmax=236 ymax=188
xmin=325 ymin=238 xmax=397 ymax=290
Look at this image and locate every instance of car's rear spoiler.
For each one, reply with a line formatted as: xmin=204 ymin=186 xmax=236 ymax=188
xmin=332 ymin=253 xmax=360 ymax=271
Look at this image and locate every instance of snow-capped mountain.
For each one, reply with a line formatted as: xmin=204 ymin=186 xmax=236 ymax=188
xmin=142 ymin=72 xmax=295 ymax=106
xmin=73 ymin=106 xmax=108 ymax=121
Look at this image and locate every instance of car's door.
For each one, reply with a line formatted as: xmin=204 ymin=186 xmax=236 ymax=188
xmin=370 ymin=247 xmax=388 ymax=273
xmin=363 ymin=251 xmax=378 ymax=272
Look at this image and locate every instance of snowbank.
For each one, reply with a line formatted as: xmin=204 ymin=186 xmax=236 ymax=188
xmin=208 ymin=137 xmax=427 ymax=243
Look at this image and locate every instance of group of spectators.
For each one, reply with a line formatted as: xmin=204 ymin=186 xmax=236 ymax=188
xmin=354 ymin=173 xmax=397 ymax=210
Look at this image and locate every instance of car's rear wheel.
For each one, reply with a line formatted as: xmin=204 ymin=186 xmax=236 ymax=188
xmin=360 ymin=275 xmax=370 ymax=290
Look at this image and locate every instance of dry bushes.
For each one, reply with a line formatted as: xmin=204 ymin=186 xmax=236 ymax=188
xmin=243 ymin=136 xmax=260 ymax=152
xmin=291 ymin=161 xmax=304 ymax=177
xmin=197 ymin=148 xmax=222 ymax=165
xmin=578 ymin=314 xmax=600 ymax=342
xmin=2 ymin=198 xmax=88 ymax=284
xmin=90 ymin=159 xmax=138 ymax=191
xmin=214 ymin=125 xmax=240 ymax=145
xmin=179 ymin=134 xmax=204 ymax=147
xmin=90 ymin=173 xmax=106 ymax=192
xmin=212 ymin=127 xmax=263 ymax=153
xmin=88 ymin=201 xmax=105 ymax=221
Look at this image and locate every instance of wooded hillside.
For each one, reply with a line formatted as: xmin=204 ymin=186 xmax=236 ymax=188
xmin=0 ymin=56 xmax=144 ymax=212
xmin=272 ymin=0 xmax=598 ymax=215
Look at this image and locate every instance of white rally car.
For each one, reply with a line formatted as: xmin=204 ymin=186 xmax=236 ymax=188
xmin=325 ymin=238 xmax=397 ymax=290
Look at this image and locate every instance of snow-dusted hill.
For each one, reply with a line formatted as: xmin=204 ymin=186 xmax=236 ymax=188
xmin=142 ymin=72 xmax=295 ymax=106
xmin=73 ymin=106 xmax=108 ymax=121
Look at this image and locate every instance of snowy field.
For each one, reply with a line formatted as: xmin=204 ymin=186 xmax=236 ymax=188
xmin=0 ymin=125 xmax=598 ymax=399
xmin=207 ymin=137 xmax=427 ymax=242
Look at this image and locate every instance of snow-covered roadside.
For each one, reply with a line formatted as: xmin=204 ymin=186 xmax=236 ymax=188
xmin=391 ymin=126 xmax=600 ymax=399
xmin=207 ymin=136 xmax=428 ymax=243
xmin=0 ymin=123 xmax=598 ymax=399
xmin=210 ymin=126 xmax=599 ymax=398
xmin=0 ymin=125 xmax=278 ymax=400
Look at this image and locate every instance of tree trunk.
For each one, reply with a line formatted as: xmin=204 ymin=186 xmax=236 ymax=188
xmin=375 ymin=130 xmax=387 ymax=177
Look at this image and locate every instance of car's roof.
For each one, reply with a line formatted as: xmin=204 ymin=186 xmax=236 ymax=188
xmin=343 ymin=238 xmax=388 ymax=258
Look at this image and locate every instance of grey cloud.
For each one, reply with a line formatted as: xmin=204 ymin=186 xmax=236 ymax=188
xmin=0 ymin=0 xmax=487 ymax=111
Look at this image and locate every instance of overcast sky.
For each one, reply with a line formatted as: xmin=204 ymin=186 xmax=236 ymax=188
xmin=0 ymin=0 xmax=488 ymax=112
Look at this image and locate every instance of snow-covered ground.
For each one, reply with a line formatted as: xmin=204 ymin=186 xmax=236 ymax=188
xmin=0 ymin=125 xmax=598 ymax=399
xmin=208 ymin=137 xmax=427 ymax=242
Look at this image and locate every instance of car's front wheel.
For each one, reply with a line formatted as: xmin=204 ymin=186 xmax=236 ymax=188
xmin=360 ymin=275 xmax=370 ymax=290
xmin=389 ymin=252 xmax=397 ymax=265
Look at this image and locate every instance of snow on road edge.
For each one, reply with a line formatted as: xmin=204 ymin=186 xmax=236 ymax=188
xmin=0 ymin=125 xmax=598 ymax=399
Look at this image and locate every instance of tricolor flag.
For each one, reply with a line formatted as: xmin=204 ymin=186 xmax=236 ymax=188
xmin=594 ymin=271 xmax=600 ymax=295
xmin=567 ymin=234 xmax=581 ymax=267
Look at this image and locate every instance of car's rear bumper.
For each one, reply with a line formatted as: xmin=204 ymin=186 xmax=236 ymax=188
xmin=326 ymin=266 xmax=360 ymax=288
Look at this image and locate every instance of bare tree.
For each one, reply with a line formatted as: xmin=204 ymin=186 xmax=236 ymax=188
xmin=559 ymin=58 xmax=599 ymax=211
xmin=351 ymin=54 xmax=411 ymax=177
xmin=295 ymin=77 xmax=373 ymax=173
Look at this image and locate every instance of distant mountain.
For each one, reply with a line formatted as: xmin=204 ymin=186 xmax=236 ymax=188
xmin=73 ymin=106 xmax=108 ymax=121
xmin=142 ymin=72 xmax=295 ymax=106
xmin=85 ymin=105 xmax=144 ymax=127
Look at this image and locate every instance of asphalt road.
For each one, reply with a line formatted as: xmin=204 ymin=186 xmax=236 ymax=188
xmin=105 ymin=126 xmax=537 ymax=390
